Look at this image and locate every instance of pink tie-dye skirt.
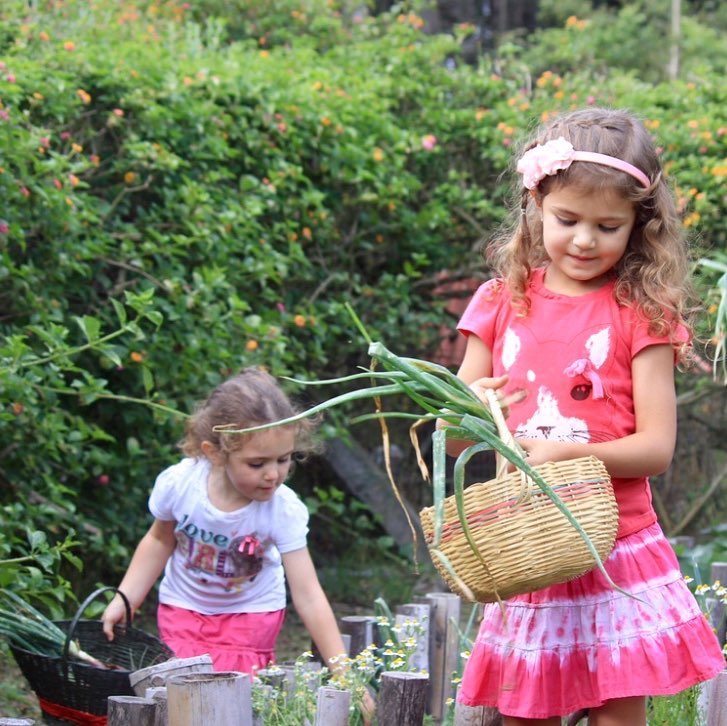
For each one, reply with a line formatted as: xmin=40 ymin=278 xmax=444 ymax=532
xmin=457 ymin=522 xmax=725 ymax=719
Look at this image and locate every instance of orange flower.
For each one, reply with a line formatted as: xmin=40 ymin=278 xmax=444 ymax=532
xmin=71 ymin=143 xmax=83 ymax=153
xmin=11 ymin=402 xmax=23 ymax=415
xmin=63 ymin=40 xmax=76 ymax=51
xmin=245 ymin=339 xmax=259 ymax=351
xmin=294 ymin=314 xmax=306 ymax=327
xmin=302 ymin=227 xmax=312 ymax=240
xmin=77 ymin=89 xmax=92 ymax=104
xmin=39 ymin=31 xmax=50 ymax=41
xmin=372 ymin=147 xmax=384 ymax=162
xmin=130 ymin=351 xmax=144 ymax=362
xmin=69 ymin=174 xmax=79 ymax=187
xmin=124 ymin=171 xmax=137 ymax=184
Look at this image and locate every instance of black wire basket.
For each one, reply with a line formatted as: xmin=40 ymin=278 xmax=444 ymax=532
xmin=9 ymin=587 xmax=173 ymax=724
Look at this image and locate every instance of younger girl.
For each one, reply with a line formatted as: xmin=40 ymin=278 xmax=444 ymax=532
xmin=448 ymin=108 xmax=725 ymax=724
xmin=101 ymin=367 xmax=348 ymax=675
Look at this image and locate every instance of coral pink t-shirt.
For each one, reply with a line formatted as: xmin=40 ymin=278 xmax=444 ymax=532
xmin=457 ymin=268 xmax=677 ymax=539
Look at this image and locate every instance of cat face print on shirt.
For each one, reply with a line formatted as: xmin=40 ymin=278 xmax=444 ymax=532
xmin=499 ymin=324 xmax=614 ymax=444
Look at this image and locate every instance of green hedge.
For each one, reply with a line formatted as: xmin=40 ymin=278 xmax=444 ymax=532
xmin=0 ymin=0 xmax=725 ymax=595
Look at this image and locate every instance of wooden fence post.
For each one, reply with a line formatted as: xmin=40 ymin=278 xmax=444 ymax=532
xmin=376 ymin=672 xmax=429 ymax=725
xmin=314 ymin=686 xmax=351 ymax=725
xmin=707 ymin=670 xmax=727 ymax=726
xmin=396 ymin=602 xmax=431 ymax=672
xmin=256 ymin=668 xmax=287 ymax=690
xmin=709 ymin=562 xmax=727 ymax=647
xmin=698 ymin=561 xmax=727 ymax=723
xmin=130 ymin=655 xmax=213 ymax=696
xmin=453 ymin=686 xmax=503 ymax=726
xmin=107 ymin=695 xmax=157 ymax=726
xmin=420 ymin=592 xmax=461 ymax=721
xmin=166 ymin=672 xmax=252 ymax=726
xmin=145 ymin=686 xmax=168 ymax=726
xmin=340 ymin=614 xmax=376 ymax=656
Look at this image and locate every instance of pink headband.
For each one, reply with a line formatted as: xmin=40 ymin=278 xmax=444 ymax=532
xmin=517 ymin=137 xmax=650 ymax=190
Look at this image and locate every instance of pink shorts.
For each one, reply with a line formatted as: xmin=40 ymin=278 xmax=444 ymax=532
xmin=157 ymin=603 xmax=285 ymax=674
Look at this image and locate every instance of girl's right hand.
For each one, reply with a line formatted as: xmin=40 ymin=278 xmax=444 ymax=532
xmin=469 ymin=374 xmax=526 ymax=417
xmin=101 ymin=594 xmax=131 ymax=641
xmin=468 ymin=373 xmax=509 ymax=403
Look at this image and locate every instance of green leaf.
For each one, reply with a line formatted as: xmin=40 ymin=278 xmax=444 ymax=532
xmin=74 ymin=315 xmax=102 ymax=343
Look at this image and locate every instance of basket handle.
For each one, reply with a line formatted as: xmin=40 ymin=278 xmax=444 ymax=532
xmin=483 ymin=388 xmax=520 ymax=479
xmin=483 ymin=388 xmax=533 ymax=505
xmin=62 ymin=586 xmax=133 ymax=662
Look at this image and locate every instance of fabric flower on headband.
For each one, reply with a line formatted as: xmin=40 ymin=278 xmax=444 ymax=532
xmin=516 ymin=137 xmax=577 ymax=190
xmin=516 ymin=136 xmax=651 ymax=190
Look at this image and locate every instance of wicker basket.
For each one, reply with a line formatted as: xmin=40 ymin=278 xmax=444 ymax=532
xmin=419 ymin=390 xmax=619 ymax=603
xmin=9 ymin=587 xmax=173 ymax=724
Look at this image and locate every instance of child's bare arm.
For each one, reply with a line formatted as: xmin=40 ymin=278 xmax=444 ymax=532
xmin=102 ymin=518 xmax=176 ymax=639
xmin=282 ymin=547 xmax=347 ymax=669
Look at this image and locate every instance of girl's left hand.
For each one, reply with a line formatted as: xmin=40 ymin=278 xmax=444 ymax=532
xmin=516 ymin=437 xmax=572 ymax=467
xmin=360 ymin=689 xmax=375 ymax=725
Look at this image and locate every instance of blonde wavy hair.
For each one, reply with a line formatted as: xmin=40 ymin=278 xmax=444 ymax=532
xmin=180 ymin=367 xmax=320 ymax=459
xmin=486 ymin=107 xmax=699 ymax=363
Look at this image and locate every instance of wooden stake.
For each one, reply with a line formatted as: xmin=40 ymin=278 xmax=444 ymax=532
xmin=166 ymin=672 xmax=252 ymax=725
xmin=707 ymin=670 xmax=727 ymax=726
xmin=107 ymin=695 xmax=156 ymax=726
xmin=130 ymin=655 xmax=213 ymax=696
xmin=145 ymin=686 xmax=168 ymax=726
xmin=453 ymin=698 xmax=503 ymax=725
xmin=340 ymin=614 xmax=376 ymax=656
xmin=710 ymin=562 xmax=727 ymax=647
xmin=314 ymin=686 xmax=351 ymax=725
xmin=377 ymin=672 xmax=429 ymax=725
xmin=396 ymin=603 xmax=431 ymax=672
xmin=420 ymin=592 xmax=460 ymax=720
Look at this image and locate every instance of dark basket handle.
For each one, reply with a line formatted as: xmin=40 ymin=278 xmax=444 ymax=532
xmin=62 ymin=586 xmax=133 ymax=662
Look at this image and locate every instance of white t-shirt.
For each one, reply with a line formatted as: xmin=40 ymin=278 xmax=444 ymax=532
xmin=149 ymin=457 xmax=309 ymax=614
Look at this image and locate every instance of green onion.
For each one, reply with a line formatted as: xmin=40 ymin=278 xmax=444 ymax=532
xmin=214 ymin=305 xmax=628 ymax=599
xmin=0 ymin=591 xmax=105 ymax=667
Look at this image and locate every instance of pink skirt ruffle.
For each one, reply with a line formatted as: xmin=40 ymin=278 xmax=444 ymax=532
xmin=458 ymin=522 xmax=725 ymax=719
xmin=157 ymin=604 xmax=285 ymax=674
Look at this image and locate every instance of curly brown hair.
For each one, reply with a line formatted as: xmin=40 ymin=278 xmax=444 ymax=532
xmin=180 ymin=367 xmax=320 ymax=459
xmin=486 ymin=107 xmax=700 ymax=363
